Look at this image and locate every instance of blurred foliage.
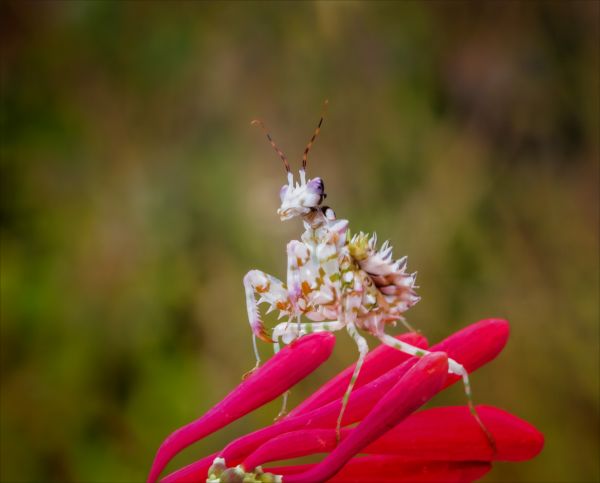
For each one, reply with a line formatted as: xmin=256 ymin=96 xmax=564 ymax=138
xmin=1 ymin=1 xmax=598 ymax=482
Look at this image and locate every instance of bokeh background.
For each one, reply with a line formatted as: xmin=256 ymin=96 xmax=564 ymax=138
xmin=1 ymin=1 xmax=598 ymax=482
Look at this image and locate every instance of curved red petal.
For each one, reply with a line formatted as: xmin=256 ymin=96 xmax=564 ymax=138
xmin=240 ymin=405 xmax=543 ymax=470
xmin=242 ymin=428 xmax=339 ymax=470
xmin=148 ymin=332 xmax=335 ymax=482
xmin=366 ymin=405 xmax=544 ymax=462
xmin=430 ymin=319 xmax=509 ymax=386
xmin=328 ymin=457 xmax=492 ymax=483
xmin=290 ymin=332 xmax=428 ymax=416
xmin=160 ymin=454 xmax=217 ymax=483
xmin=284 ymin=353 xmax=449 ymax=483
xmin=215 ymin=355 xmax=422 ymax=468
xmin=268 ymin=458 xmax=491 ymax=483
xmin=161 ymin=319 xmax=511 ymax=481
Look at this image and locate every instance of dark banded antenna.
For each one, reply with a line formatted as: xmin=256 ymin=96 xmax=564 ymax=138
xmin=251 ymin=119 xmax=291 ymax=173
xmin=302 ymin=99 xmax=329 ymax=171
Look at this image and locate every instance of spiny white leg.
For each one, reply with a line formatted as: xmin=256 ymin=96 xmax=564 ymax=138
xmin=336 ymin=323 xmax=368 ymax=441
xmin=272 ymin=320 xmax=344 ymax=344
xmin=243 ymin=270 xmax=286 ymax=367
xmin=443 ymin=357 xmax=497 ymax=451
xmin=377 ymin=332 xmax=497 ymax=452
xmin=378 ymin=333 xmax=476 ymax=378
xmin=286 ymin=241 xmax=307 ymax=318
xmin=377 ymin=333 xmax=429 ymax=360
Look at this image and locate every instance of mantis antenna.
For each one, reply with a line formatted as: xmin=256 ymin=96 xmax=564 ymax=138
xmin=302 ymin=99 xmax=329 ymax=171
xmin=251 ymin=119 xmax=291 ymax=174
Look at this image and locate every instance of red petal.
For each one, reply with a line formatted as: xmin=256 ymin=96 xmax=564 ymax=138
xmin=290 ymin=332 xmax=428 ymax=416
xmin=242 ymin=428 xmax=338 ymax=470
xmin=366 ymin=405 xmax=544 ymax=462
xmin=239 ymin=405 xmax=543 ymax=470
xmin=328 ymin=458 xmax=492 ymax=483
xmin=161 ymin=454 xmax=216 ymax=483
xmin=268 ymin=458 xmax=491 ymax=483
xmin=162 ymin=319 xmax=510 ymax=481
xmin=214 ymin=354 xmax=421 ymax=468
xmin=148 ymin=332 xmax=335 ymax=482
xmin=329 ymin=462 xmax=492 ymax=483
xmin=329 ymin=457 xmax=491 ymax=483
xmin=283 ymin=353 xmax=449 ymax=483
xmin=430 ymin=319 xmax=509 ymax=386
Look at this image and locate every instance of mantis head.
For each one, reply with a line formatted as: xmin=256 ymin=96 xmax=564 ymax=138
xmin=252 ymin=100 xmax=328 ymax=222
xmin=277 ymin=171 xmax=326 ymax=221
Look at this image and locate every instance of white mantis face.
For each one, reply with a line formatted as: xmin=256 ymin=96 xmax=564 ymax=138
xmin=277 ymin=171 xmax=326 ymax=221
xmin=251 ymin=101 xmax=328 ymax=222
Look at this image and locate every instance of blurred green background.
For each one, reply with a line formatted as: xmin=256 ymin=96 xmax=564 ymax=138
xmin=1 ymin=2 xmax=598 ymax=482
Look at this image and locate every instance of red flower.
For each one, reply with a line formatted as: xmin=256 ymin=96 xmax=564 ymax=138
xmin=149 ymin=320 xmax=543 ymax=483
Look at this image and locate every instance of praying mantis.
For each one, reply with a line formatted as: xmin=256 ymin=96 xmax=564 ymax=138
xmin=244 ymin=101 xmax=494 ymax=446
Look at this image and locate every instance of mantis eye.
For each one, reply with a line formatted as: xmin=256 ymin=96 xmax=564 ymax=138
xmin=306 ymin=177 xmax=326 ymax=205
xmin=306 ymin=177 xmax=324 ymax=195
xmin=279 ymin=185 xmax=289 ymax=202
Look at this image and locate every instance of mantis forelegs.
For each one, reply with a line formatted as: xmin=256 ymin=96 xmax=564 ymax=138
xmin=243 ymin=269 xmax=288 ymax=367
xmin=286 ymin=240 xmax=309 ymax=334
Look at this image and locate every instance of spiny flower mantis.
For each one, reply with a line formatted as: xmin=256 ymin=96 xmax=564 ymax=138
xmin=244 ymin=101 xmax=494 ymax=448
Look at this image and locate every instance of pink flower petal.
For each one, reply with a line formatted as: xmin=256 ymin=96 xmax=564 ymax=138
xmin=242 ymin=428 xmax=338 ymax=471
xmin=240 ymin=405 xmax=543 ymax=469
xmin=269 ymin=458 xmax=492 ymax=483
xmin=365 ymin=405 xmax=544 ymax=462
xmin=148 ymin=332 xmax=335 ymax=482
xmin=162 ymin=319 xmax=510 ymax=482
xmin=289 ymin=332 xmax=428 ymax=416
xmin=164 ymin=351 xmax=425 ymax=482
xmin=283 ymin=352 xmax=449 ymax=483
xmin=161 ymin=454 xmax=218 ymax=483
xmin=214 ymin=356 xmax=421 ymax=468
xmin=430 ymin=318 xmax=509 ymax=385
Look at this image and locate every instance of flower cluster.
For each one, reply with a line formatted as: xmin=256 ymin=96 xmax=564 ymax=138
xmin=149 ymin=319 xmax=543 ymax=482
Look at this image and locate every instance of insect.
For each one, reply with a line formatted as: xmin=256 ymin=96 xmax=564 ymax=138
xmin=245 ymin=101 xmax=494 ymax=446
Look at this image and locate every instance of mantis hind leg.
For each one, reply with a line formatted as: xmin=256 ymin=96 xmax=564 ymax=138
xmin=377 ymin=331 xmax=497 ymax=454
xmin=336 ymin=323 xmax=369 ymax=441
xmin=445 ymin=358 xmax=497 ymax=453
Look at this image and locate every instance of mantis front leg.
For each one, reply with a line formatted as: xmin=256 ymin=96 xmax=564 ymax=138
xmin=286 ymin=240 xmax=309 ymax=334
xmin=243 ymin=270 xmax=288 ymax=369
